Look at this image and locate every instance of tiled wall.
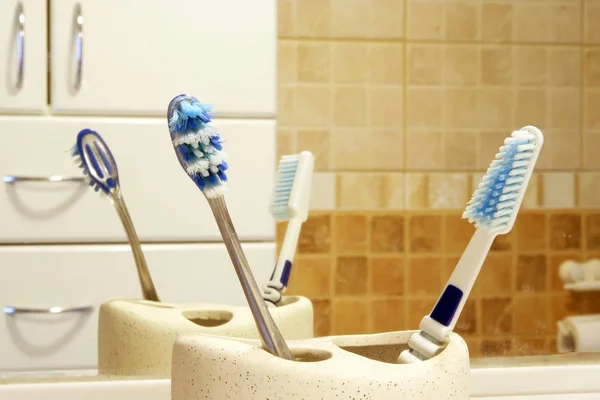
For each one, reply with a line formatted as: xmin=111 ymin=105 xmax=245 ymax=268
xmin=277 ymin=0 xmax=600 ymax=357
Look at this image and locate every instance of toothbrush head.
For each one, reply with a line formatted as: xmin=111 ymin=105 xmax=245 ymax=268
xmin=270 ymin=151 xmax=314 ymax=222
xmin=71 ymin=129 xmax=119 ymax=195
xmin=463 ymin=126 xmax=544 ymax=235
xmin=167 ymin=94 xmax=228 ymax=198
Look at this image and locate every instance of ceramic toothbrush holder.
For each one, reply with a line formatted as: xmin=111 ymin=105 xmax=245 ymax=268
xmin=97 ymin=296 xmax=313 ymax=376
xmin=171 ymin=330 xmax=470 ymax=400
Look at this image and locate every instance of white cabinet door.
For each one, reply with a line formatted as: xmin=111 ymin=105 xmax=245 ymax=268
xmin=0 ymin=243 xmax=275 ymax=371
xmin=0 ymin=0 xmax=47 ymax=114
xmin=50 ymin=0 xmax=276 ymax=117
xmin=0 ymin=116 xmax=275 ymax=243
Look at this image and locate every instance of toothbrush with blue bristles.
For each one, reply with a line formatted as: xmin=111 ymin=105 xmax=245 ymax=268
xmin=167 ymin=94 xmax=293 ymax=360
xmin=71 ymin=129 xmax=160 ymax=302
xmin=398 ymin=126 xmax=544 ymax=363
xmin=263 ymin=151 xmax=314 ymax=306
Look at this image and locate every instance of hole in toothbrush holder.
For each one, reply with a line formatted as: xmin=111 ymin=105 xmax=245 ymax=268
xmin=183 ymin=310 xmax=234 ymax=328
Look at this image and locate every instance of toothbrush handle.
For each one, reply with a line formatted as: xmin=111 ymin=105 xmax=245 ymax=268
xmin=111 ymin=189 xmax=160 ymax=302
xmin=271 ymin=217 xmax=303 ymax=287
xmin=207 ymin=196 xmax=294 ymax=360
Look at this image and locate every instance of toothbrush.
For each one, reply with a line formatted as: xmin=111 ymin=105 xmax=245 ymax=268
xmin=398 ymin=126 xmax=544 ymax=363
xmin=262 ymin=151 xmax=314 ymax=306
xmin=71 ymin=129 xmax=160 ymax=302
xmin=167 ymin=94 xmax=293 ymax=360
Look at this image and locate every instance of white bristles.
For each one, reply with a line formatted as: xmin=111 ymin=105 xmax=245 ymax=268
xmin=203 ymin=185 xmax=227 ymax=199
xmin=171 ymin=126 xmax=217 ymax=147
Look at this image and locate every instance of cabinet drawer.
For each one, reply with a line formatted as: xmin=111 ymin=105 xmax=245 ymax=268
xmin=0 ymin=243 xmax=275 ymax=371
xmin=0 ymin=116 xmax=274 ymax=243
xmin=50 ymin=0 xmax=276 ymax=117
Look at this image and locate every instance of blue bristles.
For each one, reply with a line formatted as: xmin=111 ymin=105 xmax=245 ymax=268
xmin=167 ymin=94 xmax=228 ymax=198
xmin=463 ymin=130 xmax=538 ymax=231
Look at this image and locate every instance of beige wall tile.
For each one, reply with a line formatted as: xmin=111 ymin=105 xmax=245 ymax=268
xmin=481 ymin=2 xmax=513 ymax=42
xmin=578 ymin=173 xmax=600 ymax=208
xmin=585 ymin=90 xmax=600 ymax=130
xmin=333 ymin=87 xmax=367 ymax=127
xmin=445 ymin=1 xmax=479 ymax=41
xmin=405 ymin=173 xmax=429 ymax=210
xmin=540 ymin=131 xmax=581 ymax=170
xmin=337 ymin=173 xmax=384 ymax=210
xmin=369 ymin=43 xmax=404 ymax=85
xmin=406 ymin=0 xmax=444 ymax=40
xmin=406 ymin=131 xmax=444 ymax=170
xmin=585 ymin=0 xmax=600 ymax=44
xmin=585 ymin=49 xmax=600 ymax=86
xmin=370 ymin=130 xmax=404 ymax=170
xmin=331 ymin=129 xmax=368 ymax=170
xmin=310 ymin=173 xmax=336 ymax=211
xmin=514 ymin=3 xmax=549 ymax=43
xmin=294 ymin=86 xmax=331 ymax=126
xmin=371 ymin=0 xmax=404 ymax=39
xmin=428 ymin=173 xmax=469 ymax=210
xmin=278 ymin=0 xmax=295 ymax=37
xmin=277 ymin=85 xmax=296 ymax=125
xmin=548 ymin=3 xmax=581 ymax=43
xmin=332 ymin=43 xmax=368 ymax=83
xmin=408 ymin=45 xmax=443 ymax=85
xmin=542 ymin=173 xmax=575 ymax=209
xmin=445 ymin=88 xmax=480 ymax=130
xmin=369 ymin=87 xmax=404 ymax=128
xmin=481 ymin=47 xmax=513 ymax=86
xmin=406 ymin=88 xmax=444 ymax=130
xmin=276 ymin=128 xmax=295 ymax=159
xmin=549 ymin=89 xmax=580 ymax=130
xmin=445 ymin=131 xmax=477 ymax=170
xmin=297 ymin=43 xmax=330 ymax=82
xmin=297 ymin=129 xmax=330 ymax=170
xmin=296 ymin=0 xmax=330 ymax=38
xmin=444 ymin=45 xmax=479 ymax=86
xmin=522 ymin=174 xmax=540 ymax=210
xmin=549 ymin=48 xmax=580 ymax=87
xmin=382 ymin=173 xmax=405 ymax=210
xmin=478 ymin=89 xmax=515 ymax=130
xmin=278 ymin=42 xmax=297 ymax=84
xmin=515 ymin=89 xmax=548 ymax=128
xmin=584 ymin=133 xmax=600 ymax=170
xmin=515 ymin=47 xmax=547 ymax=87
xmin=329 ymin=0 xmax=370 ymax=38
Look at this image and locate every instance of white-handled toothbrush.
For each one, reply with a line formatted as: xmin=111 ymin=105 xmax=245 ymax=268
xmin=263 ymin=151 xmax=314 ymax=306
xmin=398 ymin=126 xmax=544 ymax=363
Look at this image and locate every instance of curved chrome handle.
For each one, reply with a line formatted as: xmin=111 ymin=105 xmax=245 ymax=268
xmin=3 ymin=305 xmax=93 ymax=315
xmin=74 ymin=3 xmax=83 ymax=90
xmin=3 ymin=175 xmax=85 ymax=184
xmin=16 ymin=2 xmax=25 ymax=89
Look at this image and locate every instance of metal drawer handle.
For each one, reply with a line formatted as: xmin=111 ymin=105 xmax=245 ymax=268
xmin=3 ymin=305 xmax=93 ymax=315
xmin=16 ymin=2 xmax=25 ymax=89
xmin=3 ymin=175 xmax=85 ymax=184
xmin=74 ymin=3 xmax=83 ymax=90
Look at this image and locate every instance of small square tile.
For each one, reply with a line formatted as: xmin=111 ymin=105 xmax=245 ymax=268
xmin=481 ymin=2 xmax=513 ymax=42
xmin=297 ymin=129 xmax=330 ymax=170
xmin=334 ymin=214 xmax=368 ymax=254
xmin=587 ymin=214 xmax=600 ymax=250
xmin=407 ymin=0 xmax=444 ymax=40
xmin=298 ymin=214 xmax=331 ymax=253
xmin=406 ymin=298 xmax=438 ymax=329
xmin=513 ymin=296 xmax=549 ymax=335
xmin=369 ymin=44 xmax=403 ymax=85
xmin=511 ymin=338 xmax=549 ymax=356
xmin=332 ymin=298 xmax=369 ymax=335
xmin=428 ymin=174 xmax=469 ymax=209
xmin=445 ymin=1 xmax=479 ymax=41
xmin=370 ymin=0 xmax=404 ymax=39
xmin=579 ymin=173 xmax=600 ymax=208
xmin=309 ymin=173 xmax=336 ymax=211
xmin=444 ymin=214 xmax=475 ymax=254
xmin=481 ymin=47 xmax=513 ymax=86
xmin=480 ymin=339 xmax=512 ymax=357
xmin=406 ymin=131 xmax=444 ymax=170
xmin=548 ymin=3 xmax=581 ymax=43
xmin=369 ymin=87 xmax=404 ymax=128
xmin=443 ymin=45 xmax=479 ymax=86
xmin=445 ymin=88 xmax=480 ymax=130
xmin=277 ymin=0 xmax=294 ymax=37
xmin=297 ymin=43 xmax=330 ymax=82
xmin=277 ymin=86 xmax=296 ymax=125
xmin=337 ymin=173 xmax=384 ymax=210
xmin=329 ymin=0 xmax=369 ymax=38
xmin=454 ymin=299 xmax=477 ymax=335
xmin=549 ymin=48 xmax=581 ymax=87
xmin=549 ymin=89 xmax=580 ymax=130
xmin=541 ymin=131 xmax=581 ymax=171
xmin=522 ymin=174 xmax=541 ymax=210
xmin=514 ymin=47 xmax=547 ymax=87
xmin=585 ymin=49 xmax=600 ymax=86
xmin=585 ymin=1 xmax=600 ymax=43
xmin=371 ymin=215 xmax=404 ymax=253
xmin=549 ymin=214 xmax=581 ymax=250
xmin=445 ymin=132 xmax=477 ymax=170
xmin=408 ymin=45 xmax=443 ymax=85
xmin=584 ymin=133 xmax=600 ymax=169
xmin=516 ymin=255 xmax=547 ymax=293
xmin=585 ymin=91 xmax=600 ymax=129
xmin=407 ymin=256 xmax=443 ymax=296
xmin=286 ymin=257 xmax=331 ymax=298
xmin=514 ymin=3 xmax=549 ymax=43
xmin=408 ymin=215 xmax=442 ymax=253
xmin=312 ymin=299 xmax=332 ymax=337
xmin=542 ymin=173 xmax=575 ymax=209
xmin=515 ymin=89 xmax=548 ymax=129
xmin=370 ymin=256 xmax=405 ymax=295
xmin=335 ymin=256 xmax=368 ymax=295
xmin=407 ymin=88 xmax=444 ymax=130
xmin=278 ymin=42 xmax=297 ymax=84
xmin=382 ymin=173 xmax=405 ymax=210
xmin=405 ymin=173 xmax=429 ymax=210
xmin=331 ymin=129 xmax=369 ymax=170
xmin=481 ymin=297 xmax=512 ymax=334
xmin=491 ymin=230 xmax=514 ymax=252
xmin=478 ymin=89 xmax=515 ymax=130
xmin=296 ymin=0 xmax=330 ymax=38
xmin=277 ymin=128 xmax=295 ymax=159
xmin=549 ymin=253 xmax=581 ymax=291
xmin=472 ymin=254 xmax=513 ymax=296
xmin=370 ymin=130 xmax=404 ymax=170
xmin=516 ymin=213 xmax=547 ymax=252
xmin=294 ymin=86 xmax=331 ymax=126
xmin=370 ymin=298 xmax=405 ymax=333
xmin=332 ymin=43 xmax=368 ymax=83
xmin=333 ymin=87 xmax=367 ymax=127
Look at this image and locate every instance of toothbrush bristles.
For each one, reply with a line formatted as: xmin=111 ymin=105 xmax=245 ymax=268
xmin=270 ymin=154 xmax=301 ymax=221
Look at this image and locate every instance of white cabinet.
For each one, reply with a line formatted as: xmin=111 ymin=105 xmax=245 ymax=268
xmin=50 ymin=0 xmax=276 ymax=116
xmin=0 ymin=0 xmax=47 ymax=114
xmin=0 ymin=116 xmax=275 ymax=243
xmin=0 ymin=243 xmax=275 ymax=371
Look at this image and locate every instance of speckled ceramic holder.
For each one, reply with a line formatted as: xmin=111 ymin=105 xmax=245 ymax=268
xmin=171 ymin=330 xmax=470 ymax=400
xmin=97 ymin=296 xmax=313 ymax=376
